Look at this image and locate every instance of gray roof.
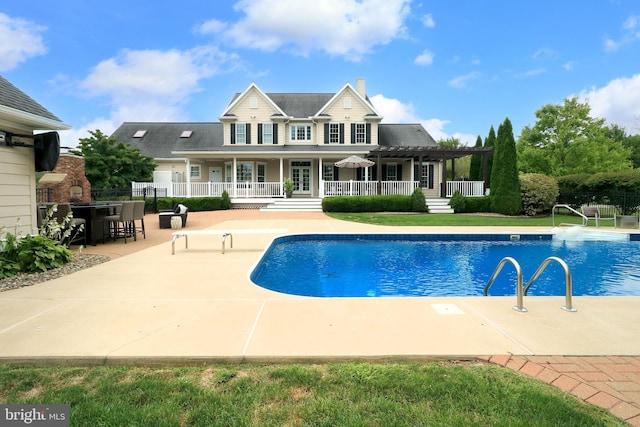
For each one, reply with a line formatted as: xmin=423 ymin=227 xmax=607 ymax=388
xmin=0 ymin=75 xmax=63 ymax=122
xmin=112 ymin=122 xmax=438 ymax=159
xmin=267 ymin=93 xmax=334 ymax=117
xmin=378 ymin=124 xmax=438 ymax=147
xmin=112 ymin=122 xmax=223 ymax=158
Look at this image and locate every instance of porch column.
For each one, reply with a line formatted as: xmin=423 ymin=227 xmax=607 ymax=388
xmin=186 ymin=158 xmax=192 ymax=198
xmin=376 ymin=153 xmax=382 ymax=194
xmin=451 ymin=158 xmax=456 ymax=180
xmin=318 ymin=157 xmax=323 ymax=198
xmin=279 ymin=157 xmax=284 ymax=197
xmin=232 ymin=158 xmax=237 ymax=198
xmin=440 ymin=153 xmax=447 ymax=197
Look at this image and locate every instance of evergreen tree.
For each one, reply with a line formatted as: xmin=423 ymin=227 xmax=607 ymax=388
xmin=484 ymin=126 xmax=496 ymax=188
xmin=490 ymin=118 xmax=521 ymax=215
xmin=469 ymin=135 xmax=483 ymax=181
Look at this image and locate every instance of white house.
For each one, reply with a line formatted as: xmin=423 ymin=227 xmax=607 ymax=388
xmin=113 ymin=79 xmax=491 ymax=206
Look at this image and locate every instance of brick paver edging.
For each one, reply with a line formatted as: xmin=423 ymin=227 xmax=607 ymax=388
xmin=480 ymin=355 xmax=640 ymax=425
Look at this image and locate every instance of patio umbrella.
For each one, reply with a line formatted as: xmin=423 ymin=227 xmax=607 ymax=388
xmin=334 ymin=155 xmax=374 ymax=168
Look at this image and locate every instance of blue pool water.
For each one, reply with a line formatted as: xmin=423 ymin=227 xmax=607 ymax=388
xmin=250 ymin=233 xmax=640 ymax=297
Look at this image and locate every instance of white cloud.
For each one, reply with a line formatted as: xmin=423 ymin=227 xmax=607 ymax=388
xmin=578 ymin=73 xmax=640 ymax=134
xmin=514 ymin=67 xmax=547 ymax=78
xmin=0 ymin=13 xmax=47 ymax=71
xmin=414 ymin=49 xmax=434 ymax=66
xmin=448 ymin=72 xmax=479 ymax=89
xmin=563 ymin=61 xmax=577 ymax=71
xmin=196 ymin=19 xmax=227 ymax=34
xmin=56 ymin=46 xmax=241 ymax=148
xmin=604 ymin=14 xmax=640 ymax=52
xmin=221 ymin=0 xmax=411 ymax=60
xmin=421 ymin=13 xmax=435 ymax=28
xmin=370 ymin=94 xmax=476 ymax=145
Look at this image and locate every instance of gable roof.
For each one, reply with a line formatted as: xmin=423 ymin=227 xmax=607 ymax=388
xmin=378 ymin=124 xmax=437 ymax=147
xmin=0 ymin=75 xmax=69 ymax=130
xmin=112 ymin=122 xmax=223 ymax=159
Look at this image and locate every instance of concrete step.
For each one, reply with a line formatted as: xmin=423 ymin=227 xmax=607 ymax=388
xmin=260 ymin=199 xmax=323 ymax=212
xmin=425 ymin=198 xmax=454 ymax=214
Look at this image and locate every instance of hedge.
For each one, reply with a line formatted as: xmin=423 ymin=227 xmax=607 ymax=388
xmin=322 ymin=195 xmax=414 ymax=212
xmin=156 ymin=197 xmax=227 ymax=212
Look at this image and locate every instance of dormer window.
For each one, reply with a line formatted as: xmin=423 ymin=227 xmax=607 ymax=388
xmin=133 ymin=130 xmax=147 ymax=138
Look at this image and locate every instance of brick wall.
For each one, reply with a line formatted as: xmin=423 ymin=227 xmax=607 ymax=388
xmin=38 ymin=154 xmax=92 ymax=203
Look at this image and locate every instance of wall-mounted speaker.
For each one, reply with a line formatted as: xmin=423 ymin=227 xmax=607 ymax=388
xmin=34 ymin=132 xmax=60 ymax=172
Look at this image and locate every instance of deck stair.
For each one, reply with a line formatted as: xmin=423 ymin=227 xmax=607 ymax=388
xmin=260 ymin=198 xmax=323 ymax=212
xmin=426 ymin=198 xmax=454 ymax=214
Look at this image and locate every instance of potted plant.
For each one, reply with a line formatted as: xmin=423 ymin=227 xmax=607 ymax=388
xmin=283 ymin=178 xmax=294 ymax=198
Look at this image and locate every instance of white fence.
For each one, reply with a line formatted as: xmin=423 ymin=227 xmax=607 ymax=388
xmin=446 ymin=181 xmax=485 ymax=197
xmin=133 ymin=180 xmax=485 ymax=198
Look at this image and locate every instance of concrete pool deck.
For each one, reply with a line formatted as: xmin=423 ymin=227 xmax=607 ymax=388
xmin=1 ymin=210 xmax=639 ymax=424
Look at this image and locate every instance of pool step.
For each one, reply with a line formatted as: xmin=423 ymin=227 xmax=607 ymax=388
xmin=260 ymin=198 xmax=323 ymax=212
xmin=426 ymin=198 xmax=454 ymax=214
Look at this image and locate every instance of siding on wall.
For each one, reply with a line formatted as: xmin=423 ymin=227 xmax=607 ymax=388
xmin=0 ymin=145 xmax=37 ymax=234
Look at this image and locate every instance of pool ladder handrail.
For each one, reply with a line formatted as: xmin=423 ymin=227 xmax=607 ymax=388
xmin=524 ymin=256 xmax=577 ymax=312
xmin=483 ymin=257 xmax=527 ymax=312
xmin=483 ymin=256 xmax=577 ymax=312
xmin=552 ymin=203 xmax=588 ymax=227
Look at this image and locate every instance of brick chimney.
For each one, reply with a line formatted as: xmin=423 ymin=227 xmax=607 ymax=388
xmin=37 ymin=153 xmax=91 ymax=203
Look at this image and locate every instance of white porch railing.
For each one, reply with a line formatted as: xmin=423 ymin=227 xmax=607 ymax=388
xmin=133 ymin=180 xmax=485 ymax=198
xmin=446 ymin=181 xmax=485 ymax=197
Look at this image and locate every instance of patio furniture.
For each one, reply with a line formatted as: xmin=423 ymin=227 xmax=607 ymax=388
xmin=580 ymin=206 xmax=615 ymax=228
xmin=159 ymin=204 xmax=188 ymax=229
xmin=104 ymin=201 xmax=136 ymax=243
xmin=70 ymin=202 xmax=120 ymax=245
xmin=132 ymin=200 xmax=146 ymax=239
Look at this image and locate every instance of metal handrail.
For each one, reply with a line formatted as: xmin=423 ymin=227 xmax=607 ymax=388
xmin=552 ymin=204 xmax=588 ymax=227
xmin=524 ymin=256 xmax=577 ymax=312
xmin=483 ymin=257 xmax=527 ymax=312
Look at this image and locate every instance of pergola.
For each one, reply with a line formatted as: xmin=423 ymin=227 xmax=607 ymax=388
xmin=367 ymin=146 xmax=494 ymax=196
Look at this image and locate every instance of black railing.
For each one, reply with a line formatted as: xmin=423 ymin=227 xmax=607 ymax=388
xmin=90 ymin=187 xmax=166 ymax=213
xmin=558 ymin=192 xmax=640 ymax=216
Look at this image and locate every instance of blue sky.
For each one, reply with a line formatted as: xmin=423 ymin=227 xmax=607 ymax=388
xmin=2 ymin=0 xmax=639 ymax=149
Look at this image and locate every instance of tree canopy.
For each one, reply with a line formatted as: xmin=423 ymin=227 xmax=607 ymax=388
xmin=70 ymin=129 xmax=156 ymax=189
xmin=516 ymin=97 xmax=632 ymax=176
xmin=490 ymin=118 xmax=521 ymax=215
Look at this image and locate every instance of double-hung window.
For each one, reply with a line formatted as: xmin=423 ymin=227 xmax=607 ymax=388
xmin=328 ymin=123 xmax=340 ymax=144
xmin=354 ymin=123 xmax=366 ymax=144
xmin=262 ymin=123 xmax=273 ymax=144
xmin=190 ymin=165 xmax=201 ymax=179
xmin=235 ymin=123 xmax=247 ymax=144
xmin=387 ymin=164 xmax=398 ymax=181
xmin=290 ymin=124 xmax=312 ymax=142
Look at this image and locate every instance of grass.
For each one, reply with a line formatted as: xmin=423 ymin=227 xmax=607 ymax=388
xmin=0 ymin=363 xmax=625 ymax=426
xmin=326 ymin=212 xmax=597 ymax=227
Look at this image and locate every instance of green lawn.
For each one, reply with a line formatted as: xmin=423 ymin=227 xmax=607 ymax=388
xmin=0 ymin=363 xmax=625 ymax=426
xmin=326 ymin=212 xmax=597 ymax=227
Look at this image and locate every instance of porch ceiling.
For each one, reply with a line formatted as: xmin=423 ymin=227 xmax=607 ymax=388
xmin=367 ymin=146 xmax=493 ymax=161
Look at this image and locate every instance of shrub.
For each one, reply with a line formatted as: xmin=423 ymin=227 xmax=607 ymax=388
xmin=410 ymin=187 xmax=427 ymax=212
xmin=322 ymin=195 xmax=413 ymax=212
xmin=556 ymin=174 xmax=590 ymax=193
xmin=221 ymin=190 xmax=231 ymax=209
xmin=449 ymin=191 xmax=466 ymax=213
xmin=16 ymin=235 xmax=73 ymax=273
xmin=519 ymin=174 xmax=559 ymax=216
xmin=157 ymin=197 xmax=224 ymax=212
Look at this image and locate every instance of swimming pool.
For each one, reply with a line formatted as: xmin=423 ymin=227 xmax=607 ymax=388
xmin=250 ymin=232 xmax=640 ymax=297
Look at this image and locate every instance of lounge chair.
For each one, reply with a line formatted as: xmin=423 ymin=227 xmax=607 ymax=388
xmin=580 ymin=205 xmax=615 ymax=228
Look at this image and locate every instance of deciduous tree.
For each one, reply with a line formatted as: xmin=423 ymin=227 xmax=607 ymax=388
xmin=70 ymin=129 xmax=156 ymax=189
